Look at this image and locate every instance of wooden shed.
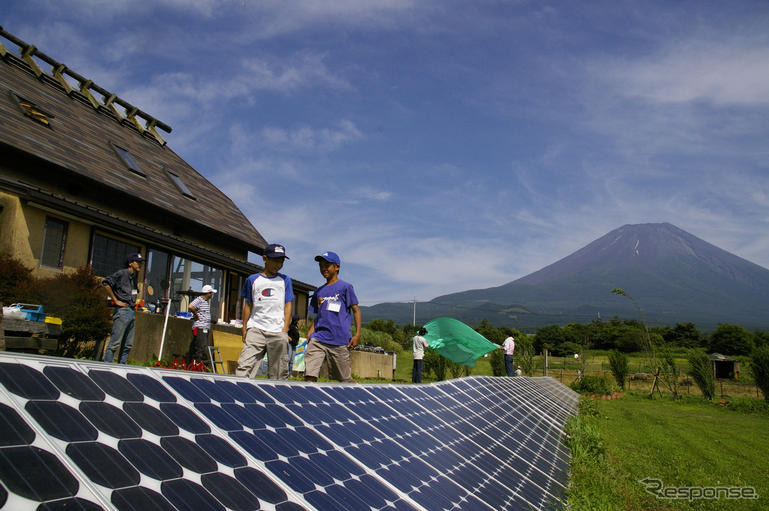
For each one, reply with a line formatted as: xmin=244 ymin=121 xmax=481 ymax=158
xmin=709 ymin=352 xmax=739 ymax=380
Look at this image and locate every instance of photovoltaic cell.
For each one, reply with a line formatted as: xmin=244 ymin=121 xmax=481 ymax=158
xmin=0 ymin=352 xmax=577 ymax=510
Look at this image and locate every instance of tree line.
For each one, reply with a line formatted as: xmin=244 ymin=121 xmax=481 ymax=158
xmin=364 ymin=315 xmax=768 ymax=358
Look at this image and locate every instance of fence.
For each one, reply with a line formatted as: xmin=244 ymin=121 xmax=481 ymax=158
xmin=534 ymin=356 xmax=762 ymax=399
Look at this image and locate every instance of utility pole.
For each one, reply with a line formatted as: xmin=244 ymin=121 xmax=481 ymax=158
xmin=412 ymin=297 xmax=416 ymax=326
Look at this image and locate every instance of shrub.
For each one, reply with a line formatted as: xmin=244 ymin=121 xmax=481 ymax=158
xmin=571 ymin=375 xmax=613 ymax=395
xmin=564 ymin=399 xmax=605 ymax=461
xmin=751 ymin=345 xmax=769 ymax=403
xmin=607 ymin=350 xmax=629 ymax=390
xmin=489 ymin=348 xmax=505 ymax=376
xmin=359 ymin=328 xmax=402 ymax=354
xmin=0 ymin=252 xmax=34 ymax=304
xmin=725 ymin=397 xmax=769 ymax=414
xmin=447 ymin=360 xmax=468 ymax=379
xmin=424 ymin=349 xmax=447 ymax=380
xmin=687 ymin=350 xmax=715 ymax=401
xmin=36 ymin=267 xmax=112 ymax=358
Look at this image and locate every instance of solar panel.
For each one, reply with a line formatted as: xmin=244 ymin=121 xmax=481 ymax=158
xmin=0 ymin=352 xmax=578 ymax=510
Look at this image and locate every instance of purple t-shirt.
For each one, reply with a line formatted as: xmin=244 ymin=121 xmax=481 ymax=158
xmin=310 ymin=280 xmax=358 ymax=346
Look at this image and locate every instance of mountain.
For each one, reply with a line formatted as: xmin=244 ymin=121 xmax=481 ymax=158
xmin=360 ymin=223 xmax=769 ymax=331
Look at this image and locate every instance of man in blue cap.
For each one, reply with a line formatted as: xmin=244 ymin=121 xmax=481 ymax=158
xmin=102 ymin=252 xmax=144 ymax=364
xmin=305 ymin=251 xmax=361 ymax=382
xmin=237 ymin=243 xmax=293 ymax=380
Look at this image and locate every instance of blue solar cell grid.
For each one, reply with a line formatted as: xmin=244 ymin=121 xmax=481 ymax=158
xmin=0 ymin=352 xmax=577 ymax=510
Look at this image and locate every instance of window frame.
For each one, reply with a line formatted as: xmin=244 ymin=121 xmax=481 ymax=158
xmin=110 ymin=142 xmax=146 ymax=177
xmin=165 ymin=167 xmax=196 ymax=200
xmin=89 ymin=231 xmax=141 ymax=277
xmin=40 ymin=216 xmax=68 ymax=269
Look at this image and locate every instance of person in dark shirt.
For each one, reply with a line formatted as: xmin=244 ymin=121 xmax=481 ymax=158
xmin=102 ymin=252 xmax=143 ymax=364
xmin=287 ymin=314 xmax=300 ymax=377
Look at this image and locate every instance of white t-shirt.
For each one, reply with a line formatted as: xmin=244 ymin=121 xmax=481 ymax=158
xmin=412 ymin=335 xmax=429 ymax=360
xmin=241 ymin=272 xmax=293 ymax=333
xmin=503 ymin=336 xmax=515 ymax=355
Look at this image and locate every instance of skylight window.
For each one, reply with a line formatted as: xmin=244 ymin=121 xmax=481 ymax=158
xmin=165 ymin=168 xmax=196 ymax=200
xmin=110 ymin=142 xmax=146 ymax=177
xmin=9 ymin=91 xmax=53 ymax=127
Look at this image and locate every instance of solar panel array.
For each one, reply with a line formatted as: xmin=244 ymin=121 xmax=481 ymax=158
xmin=0 ymin=352 xmax=578 ymax=511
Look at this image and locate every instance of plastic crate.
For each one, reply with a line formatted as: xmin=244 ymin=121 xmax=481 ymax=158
xmin=9 ymin=303 xmax=46 ymax=322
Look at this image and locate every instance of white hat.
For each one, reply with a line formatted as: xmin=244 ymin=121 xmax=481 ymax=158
xmin=201 ymin=284 xmax=217 ymax=294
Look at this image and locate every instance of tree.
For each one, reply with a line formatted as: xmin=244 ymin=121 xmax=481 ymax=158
xmin=607 ymin=350 xmax=629 ymax=390
xmin=516 ymin=335 xmax=535 ymax=376
xmin=688 ymin=349 xmax=715 ymax=400
xmin=753 ymin=330 xmax=769 ymax=350
xmin=666 ymin=322 xmax=704 ymax=348
xmin=751 ymin=346 xmax=769 ymax=403
xmin=0 ymin=252 xmax=35 ymax=304
xmin=534 ymin=324 xmax=564 ymax=353
xmin=709 ymin=324 xmax=754 ymax=356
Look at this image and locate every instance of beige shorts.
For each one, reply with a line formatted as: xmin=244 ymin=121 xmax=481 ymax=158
xmin=304 ymin=338 xmax=353 ymax=382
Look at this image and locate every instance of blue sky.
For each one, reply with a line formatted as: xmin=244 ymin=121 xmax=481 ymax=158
xmin=4 ymin=1 xmax=769 ymax=305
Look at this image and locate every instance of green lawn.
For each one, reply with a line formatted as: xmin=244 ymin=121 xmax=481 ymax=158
xmin=567 ymin=393 xmax=769 ymax=510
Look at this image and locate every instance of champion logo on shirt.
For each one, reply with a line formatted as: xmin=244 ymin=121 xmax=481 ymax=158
xmin=261 ymin=288 xmax=275 ymax=297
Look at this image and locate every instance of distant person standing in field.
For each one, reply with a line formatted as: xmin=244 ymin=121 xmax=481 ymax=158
xmin=236 ymin=243 xmax=293 ymax=380
xmin=502 ymin=335 xmax=516 ymax=376
xmin=412 ymin=327 xmax=429 ymax=383
xmin=304 ymin=251 xmax=361 ymax=382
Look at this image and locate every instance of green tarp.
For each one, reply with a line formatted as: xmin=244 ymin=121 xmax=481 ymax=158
xmin=423 ymin=317 xmax=499 ymax=366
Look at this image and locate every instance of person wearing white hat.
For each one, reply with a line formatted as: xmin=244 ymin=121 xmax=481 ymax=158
xmin=187 ymin=284 xmax=217 ymax=363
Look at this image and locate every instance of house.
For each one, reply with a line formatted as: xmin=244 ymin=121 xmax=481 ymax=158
xmin=0 ymin=27 xmax=313 ymax=363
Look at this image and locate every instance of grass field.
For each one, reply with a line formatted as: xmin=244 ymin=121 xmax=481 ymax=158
xmin=567 ymin=392 xmax=769 ymax=510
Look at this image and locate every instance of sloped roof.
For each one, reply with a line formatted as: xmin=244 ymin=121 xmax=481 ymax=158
xmin=0 ymin=27 xmax=266 ymax=253
xmin=708 ymin=353 xmax=736 ymax=362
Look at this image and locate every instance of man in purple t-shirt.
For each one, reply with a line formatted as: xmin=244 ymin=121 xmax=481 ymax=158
xmin=305 ymin=251 xmax=361 ymax=382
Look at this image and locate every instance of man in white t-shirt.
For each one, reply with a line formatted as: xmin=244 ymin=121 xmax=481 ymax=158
xmin=502 ymin=336 xmax=515 ymax=377
xmin=412 ymin=327 xmax=430 ymax=383
xmin=236 ymin=243 xmax=293 ymax=380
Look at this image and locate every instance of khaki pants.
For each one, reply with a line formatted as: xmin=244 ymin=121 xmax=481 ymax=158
xmin=304 ymin=338 xmax=353 ymax=382
xmin=236 ymin=328 xmax=289 ymax=380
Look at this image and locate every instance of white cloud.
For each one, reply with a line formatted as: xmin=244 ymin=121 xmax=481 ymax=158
xmin=598 ymin=40 xmax=769 ymax=106
xmin=260 ymin=120 xmax=363 ymax=152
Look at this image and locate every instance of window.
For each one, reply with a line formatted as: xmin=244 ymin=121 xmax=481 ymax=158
xmin=143 ymin=248 xmax=172 ymax=309
xmin=169 ymin=257 xmax=223 ymax=321
xmin=227 ymin=272 xmax=244 ymax=322
xmin=9 ymin=91 xmax=54 ymax=127
xmin=110 ymin=142 xmax=146 ymax=177
xmin=40 ymin=217 xmax=67 ymax=269
xmin=165 ymin=168 xmax=196 ymax=199
xmin=90 ymin=233 xmax=141 ymax=276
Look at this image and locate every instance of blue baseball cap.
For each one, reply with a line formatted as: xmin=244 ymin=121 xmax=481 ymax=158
xmin=125 ymin=252 xmax=144 ymax=265
xmin=264 ymin=243 xmax=289 ymax=259
xmin=314 ymin=251 xmax=341 ymax=265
